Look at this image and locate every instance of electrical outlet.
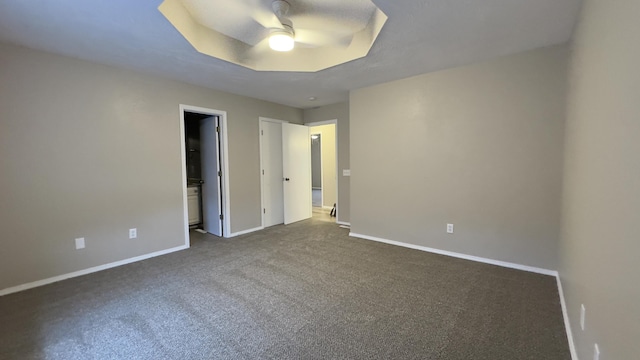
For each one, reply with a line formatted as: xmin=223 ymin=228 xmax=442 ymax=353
xmin=447 ymin=224 xmax=454 ymax=234
xmin=75 ymin=237 xmax=85 ymax=250
xmin=129 ymin=228 xmax=137 ymax=239
xmin=580 ymin=304 xmax=586 ymax=331
xmin=593 ymin=343 xmax=600 ymax=360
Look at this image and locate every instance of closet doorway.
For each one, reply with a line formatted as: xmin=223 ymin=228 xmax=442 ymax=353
xmin=179 ymin=105 xmax=230 ymax=244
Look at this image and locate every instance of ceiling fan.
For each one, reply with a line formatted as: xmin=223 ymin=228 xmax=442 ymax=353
xmin=255 ymin=0 xmax=356 ymax=52
xmin=175 ymin=0 xmax=375 ymax=54
xmin=161 ymin=0 xmax=386 ymax=71
xmin=268 ymin=0 xmax=296 ymax=51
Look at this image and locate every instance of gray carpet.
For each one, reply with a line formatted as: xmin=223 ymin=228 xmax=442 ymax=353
xmin=0 ymin=217 xmax=570 ymax=359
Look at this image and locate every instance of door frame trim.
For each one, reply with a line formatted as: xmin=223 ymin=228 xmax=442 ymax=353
xmin=180 ymin=104 xmax=231 ymax=243
xmin=306 ymin=119 xmax=338 ymax=219
xmin=258 ymin=117 xmax=289 ymax=228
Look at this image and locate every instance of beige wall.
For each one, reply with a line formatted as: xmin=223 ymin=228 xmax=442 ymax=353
xmin=560 ymin=0 xmax=640 ymax=358
xmin=309 ymin=124 xmax=337 ymax=208
xmin=0 ymin=42 xmax=302 ymax=291
xmin=304 ymin=102 xmax=350 ymax=223
xmin=350 ymin=45 xmax=567 ymax=270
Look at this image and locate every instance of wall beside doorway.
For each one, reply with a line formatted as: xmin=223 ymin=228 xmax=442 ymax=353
xmin=349 ymin=46 xmax=567 ymax=270
xmin=0 ymin=42 xmax=302 ymax=292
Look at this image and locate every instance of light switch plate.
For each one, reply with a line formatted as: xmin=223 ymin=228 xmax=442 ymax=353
xmin=343 ymin=169 xmax=351 ymax=176
xmin=75 ymin=237 xmax=85 ymax=249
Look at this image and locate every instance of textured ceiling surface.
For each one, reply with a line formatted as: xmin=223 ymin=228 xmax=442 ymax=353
xmin=0 ymin=0 xmax=582 ymax=109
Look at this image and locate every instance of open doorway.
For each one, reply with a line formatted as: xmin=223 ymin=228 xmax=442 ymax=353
xmin=180 ymin=105 xmax=230 ymax=245
xmin=259 ymin=117 xmax=312 ymax=228
xmin=307 ymin=121 xmax=337 ymax=220
xmin=311 ymin=133 xmax=322 ymax=207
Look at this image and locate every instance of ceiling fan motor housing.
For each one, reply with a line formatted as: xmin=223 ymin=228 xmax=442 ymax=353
xmin=272 ymin=0 xmax=291 ymax=18
xmin=272 ymin=0 xmax=294 ymax=35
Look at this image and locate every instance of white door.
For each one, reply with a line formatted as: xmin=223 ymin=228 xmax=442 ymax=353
xmin=260 ymin=120 xmax=284 ymax=227
xmin=201 ymin=116 xmax=222 ymax=236
xmin=282 ymin=123 xmax=312 ymax=224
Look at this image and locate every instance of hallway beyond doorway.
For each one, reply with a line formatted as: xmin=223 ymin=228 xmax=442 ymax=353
xmin=312 ymin=206 xmax=335 ymax=223
xmin=312 ymin=189 xmax=322 ymax=207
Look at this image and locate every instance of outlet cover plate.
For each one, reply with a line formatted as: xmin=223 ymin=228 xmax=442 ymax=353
xmin=447 ymin=224 xmax=454 ymax=234
xmin=129 ymin=228 xmax=137 ymax=239
xmin=75 ymin=237 xmax=85 ymax=249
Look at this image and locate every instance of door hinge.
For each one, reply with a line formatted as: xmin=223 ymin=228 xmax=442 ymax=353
xmin=216 ymin=126 xmax=220 ymax=133
xmin=263 ymin=208 xmax=266 ymax=214
xmin=262 ymin=169 xmax=264 ymax=175
xmin=218 ymin=171 xmax=221 ymax=177
xmin=261 ymin=130 xmax=264 ymax=135
xmin=219 ymin=214 xmax=223 ymax=220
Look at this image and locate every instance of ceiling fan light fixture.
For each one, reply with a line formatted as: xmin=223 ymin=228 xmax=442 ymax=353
xmin=269 ymin=29 xmax=295 ymax=52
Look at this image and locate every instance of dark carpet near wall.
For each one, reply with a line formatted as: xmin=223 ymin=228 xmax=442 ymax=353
xmin=0 ymin=216 xmax=570 ymax=360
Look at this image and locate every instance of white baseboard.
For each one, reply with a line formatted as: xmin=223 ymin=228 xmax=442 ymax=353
xmin=336 ymin=221 xmax=350 ymax=226
xmin=556 ymin=275 xmax=578 ymax=360
xmin=0 ymin=244 xmax=189 ymax=296
xmin=228 ymin=226 xmax=263 ymax=238
xmin=348 ymin=232 xmax=557 ymax=276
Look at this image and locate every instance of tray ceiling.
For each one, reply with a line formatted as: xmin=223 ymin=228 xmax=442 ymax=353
xmin=0 ymin=0 xmax=583 ymax=108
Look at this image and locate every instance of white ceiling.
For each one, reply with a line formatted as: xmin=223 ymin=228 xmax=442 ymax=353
xmin=0 ymin=0 xmax=582 ymax=109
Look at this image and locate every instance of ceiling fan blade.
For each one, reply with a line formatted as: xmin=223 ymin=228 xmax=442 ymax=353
xmin=179 ymin=0 xmax=280 ymax=46
xmin=290 ymin=0 xmax=377 ymax=20
xmin=294 ymin=28 xmax=353 ymax=48
xmin=247 ymin=0 xmax=283 ymax=30
xmin=245 ymin=37 xmax=272 ymax=58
